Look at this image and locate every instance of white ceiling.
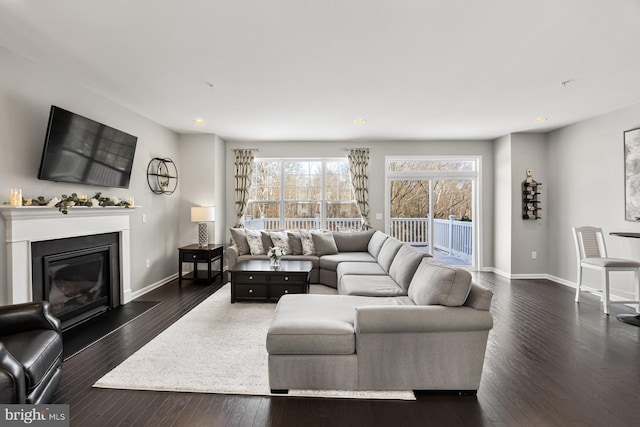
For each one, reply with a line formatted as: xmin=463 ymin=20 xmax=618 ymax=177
xmin=2 ymin=0 xmax=640 ymax=141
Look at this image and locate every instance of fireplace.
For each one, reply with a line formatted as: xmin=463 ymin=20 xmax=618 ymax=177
xmin=0 ymin=206 xmax=134 ymax=318
xmin=31 ymin=233 xmax=120 ymax=330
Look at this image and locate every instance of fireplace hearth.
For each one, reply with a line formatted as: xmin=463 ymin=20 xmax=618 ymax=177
xmin=32 ymin=233 xmax=121 ymax=330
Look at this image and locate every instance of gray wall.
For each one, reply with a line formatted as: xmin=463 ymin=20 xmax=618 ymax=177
xmin=510 ymin=133 xmax=547 ymax=276
xmin=225 ymin=139 xmax=495 ymax=269
xmin=0 ymin=47 xmax=182 ymax=304
xmin=493 ymin=133 xmax=548 ymax=277
xmin=178 ymin=134 xmax=216 ymax=246
xmin=493 ymin=135 xmax=512 ymax=274
xmin=547 ymin=102 xmax=640 ymax=298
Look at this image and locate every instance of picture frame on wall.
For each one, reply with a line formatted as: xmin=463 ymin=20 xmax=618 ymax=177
xmin=624 ymin=127 xmax=640 ymax=221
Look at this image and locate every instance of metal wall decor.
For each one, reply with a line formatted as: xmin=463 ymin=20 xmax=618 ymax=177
xmin=147 ymin=157 xmax=178 ymax=195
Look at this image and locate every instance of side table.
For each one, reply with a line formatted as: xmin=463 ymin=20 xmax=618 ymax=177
xmin=178 ymin=244 xmax=224 ymax=286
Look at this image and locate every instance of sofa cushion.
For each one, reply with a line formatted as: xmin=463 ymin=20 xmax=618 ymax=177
xmin=320 ymin=252 xmax=376 ymax=271
xmin=287 ymin=231 xmax=303 ymax=255
xmin=389 ymin=245 xmax=426 ymax=292
xmin=267 ymin=295 xmax=359 ymax=355
xmin=367 ymin=230 xmax=388 ymax=258
xmin=230 ymin=228 xmax=250 ymax=255
xmin=267 ymin=294 xmax=415 ymax=355
xmin=311 ymin=231 xmax=339 ymax=256
xmin=299 ymin=229 xmax=316 ymax=255
xmin=332 ymin=230 xmax=375 ymax=252
xmin=336 ymin=261 xmax=386 ymax=278
xmin=269 ymin=231 xmax=291 ymax=254
xmin=339 ymin=275 xmax=407 ymax=297
xmin=376 ymin=238 xmax=403 ymax=273
xmin=408 ymin=259 xmax=472 ymax=306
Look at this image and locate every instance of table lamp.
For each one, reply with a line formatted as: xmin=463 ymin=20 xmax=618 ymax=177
xmin=191 ymin=206 xmax=216 ymax=247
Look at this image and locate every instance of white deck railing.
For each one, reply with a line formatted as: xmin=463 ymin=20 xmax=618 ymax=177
xmin=244 ymin=215 xmax=472 ymax=262
xmin=390 ymin=216 xmax=472 ymax=261
xmin=244 ymin=216 xmax=363 ymax=232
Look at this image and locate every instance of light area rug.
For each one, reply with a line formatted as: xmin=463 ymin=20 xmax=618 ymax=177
xmin=93 ymin=284 xmax=415 ymax=400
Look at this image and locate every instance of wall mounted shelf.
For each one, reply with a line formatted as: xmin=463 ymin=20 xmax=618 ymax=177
xmin=522 ymin=169 xmax=541 ymax=220
xmin=147 ymin=157 xmax=178 ymax=195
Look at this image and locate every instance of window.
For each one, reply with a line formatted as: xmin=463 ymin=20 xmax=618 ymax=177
xmin=245 ymin=159 xmax=361 ymax=231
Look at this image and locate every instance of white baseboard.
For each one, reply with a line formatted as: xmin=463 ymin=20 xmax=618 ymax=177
xmin=483 ymin=270 xmax=636 ymax=302
xmin=545 ymin=274 xmax=575 ymax=288
xmin=486 ymin=267 xmax=556 ymax=280
xmin=486 ymin=267 xmax=510 ymax=278
xmin=510 ymin=273 xmax=548 ymax=280
xmin=546 ymin=274 xmax=638 ymax=302
xmin=126 ymin=266 xmax=228 ymax=303
xmin=128 ymin=273 xmax=178 ymax=301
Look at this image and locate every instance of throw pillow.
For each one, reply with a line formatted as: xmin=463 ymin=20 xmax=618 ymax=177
xmin=299 ymin=229 xmax=316 ymax=255
xmin=269 ymin=231 xmax=291 ymax=254
xmin=261 ymin=231 xmax=274 ymax=251
xmin=408 ymin=259 xmax=472 ymax=306
xmin=287 ymin=231 xmax=303 ymax=255
xmin=230 ymin=228 xmax=250 ymax=255
xmin=311 ymin=231 xmax=339 ymax=256
xmin=246 ymin=229 xmax=266 ymax=255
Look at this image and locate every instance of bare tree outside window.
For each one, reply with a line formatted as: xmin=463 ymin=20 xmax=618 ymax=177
xmin=387 ymin=158 xmax=476 ymax=265
xmin=246 ymin=159 xmax=361 ymax=231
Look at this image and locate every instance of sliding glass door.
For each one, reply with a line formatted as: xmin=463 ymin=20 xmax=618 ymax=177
xmin=386 ymin=158 xmax=478 ymax=267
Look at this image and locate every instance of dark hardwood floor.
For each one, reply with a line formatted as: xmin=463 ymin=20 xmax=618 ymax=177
xmin=53 ymin=272 xmax=640 ymax=427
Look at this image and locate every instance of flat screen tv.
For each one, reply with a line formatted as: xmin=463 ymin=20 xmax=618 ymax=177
xmin=38 ymin=106 xmax=138 ymax=188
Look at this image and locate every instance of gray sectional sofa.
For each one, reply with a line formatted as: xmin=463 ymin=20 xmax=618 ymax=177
xmin=226 ymin=228 xmax=494 ymax=393
xmin=226 ymin=228 xmax=382 ymax=286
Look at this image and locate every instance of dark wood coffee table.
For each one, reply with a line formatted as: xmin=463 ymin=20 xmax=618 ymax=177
xmin=230 ymin=259 xmax=313 ymax=303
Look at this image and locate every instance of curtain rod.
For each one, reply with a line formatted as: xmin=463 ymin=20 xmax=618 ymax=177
xmin=233 ymin=148 xmax=259 ymax=152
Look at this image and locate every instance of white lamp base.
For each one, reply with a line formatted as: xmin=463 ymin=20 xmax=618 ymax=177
xmin=198 ymin=222 xmax=208 ymax=247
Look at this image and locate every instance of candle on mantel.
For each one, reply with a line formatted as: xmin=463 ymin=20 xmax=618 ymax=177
xmin=9 ymin=188 xmax=22 ymax=206
xmin=127 ymin=196 xmax=134 ymax=206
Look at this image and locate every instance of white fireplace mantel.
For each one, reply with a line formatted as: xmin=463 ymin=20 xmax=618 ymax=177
xmin=0 ymin=206 xmax=137 ymax=305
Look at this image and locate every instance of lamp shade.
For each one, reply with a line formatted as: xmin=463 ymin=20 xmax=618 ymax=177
xmin=191 ymin=206 xmax=215 ymax=223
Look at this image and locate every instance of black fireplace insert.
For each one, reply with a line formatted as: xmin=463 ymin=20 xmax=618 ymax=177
xmin=31 ymin=233 xmax=120 ymax=330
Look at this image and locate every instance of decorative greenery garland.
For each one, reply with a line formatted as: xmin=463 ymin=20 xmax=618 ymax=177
xmin=22 ymin=192 xmax=131 ymax=214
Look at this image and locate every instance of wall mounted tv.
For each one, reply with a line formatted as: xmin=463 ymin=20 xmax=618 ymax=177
xmin=38 ymin=106 xmax=138 ymax=188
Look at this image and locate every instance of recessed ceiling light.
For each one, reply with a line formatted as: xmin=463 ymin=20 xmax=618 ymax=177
xmin=533 ymin=117 xmax=547 ymax=124
xmin=354 ymin=118 xmax=367 ymax=124
xmin=193 ymin=118 xmax=206 ymax=125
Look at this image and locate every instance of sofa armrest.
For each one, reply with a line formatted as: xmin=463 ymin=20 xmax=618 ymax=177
xmin=354 ymin=305 xmax=493 ymax=334
xmin=464 ymin=282 xmax=493 ymax=311
xmin=0 ymin=302 xmax=60 ymax=335
xmin=225 ymin=245 xmax=240 ymax=270
xmin=0 ymin=342 xmax=26 ymax=403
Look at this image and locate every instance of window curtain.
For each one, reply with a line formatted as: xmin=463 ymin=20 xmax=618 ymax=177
xmin=348 ymin=148 xmax=372 ymax=230
xmin=233 ymin=149 xmax=255 ymax=227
